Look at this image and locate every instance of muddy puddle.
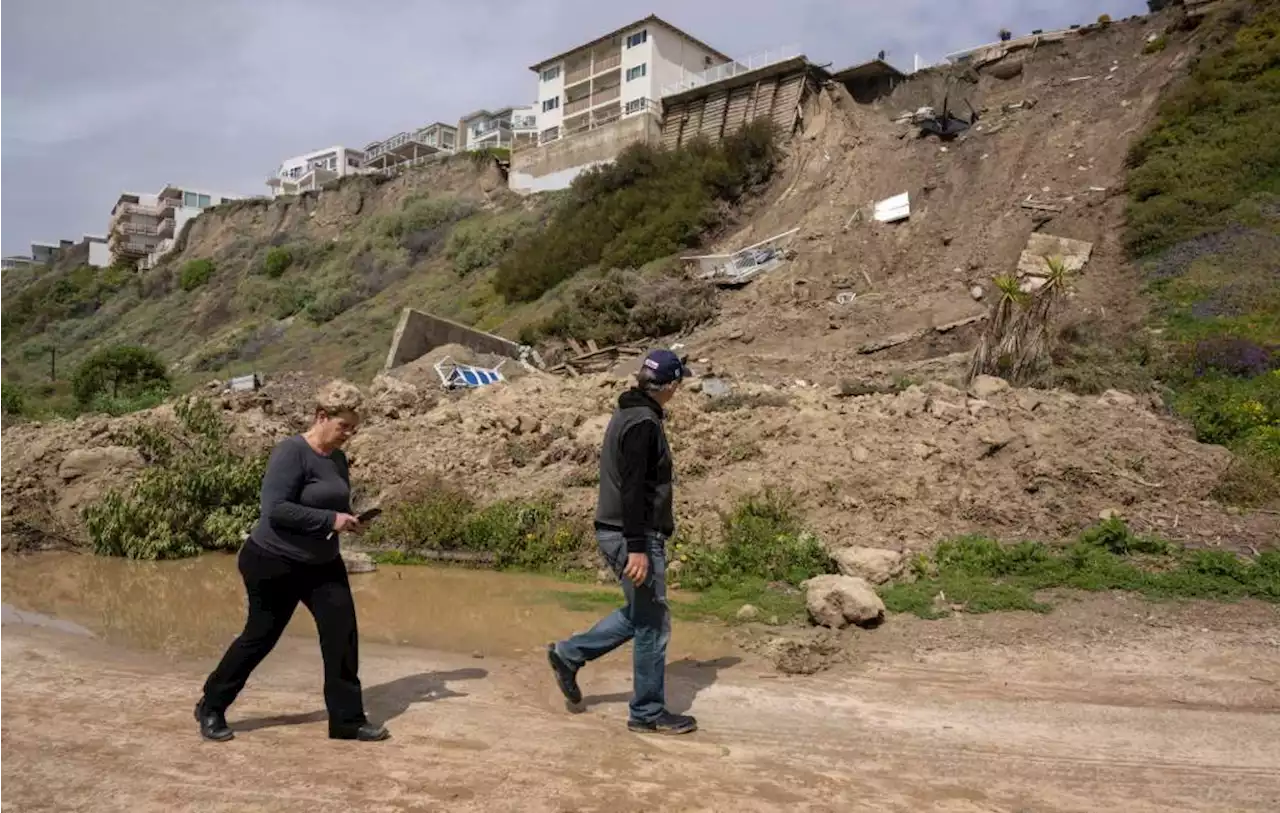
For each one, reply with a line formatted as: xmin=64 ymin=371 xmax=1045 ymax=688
xmin=1 ymin=552 xmax=737 ymax=660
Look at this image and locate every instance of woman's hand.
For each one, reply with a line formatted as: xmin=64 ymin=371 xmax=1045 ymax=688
xmin=333 ymin=513 xmax=363 ymax=534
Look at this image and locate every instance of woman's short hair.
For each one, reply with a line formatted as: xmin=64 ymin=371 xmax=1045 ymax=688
xmin=315 ymin=380 xmax=363 ymax=416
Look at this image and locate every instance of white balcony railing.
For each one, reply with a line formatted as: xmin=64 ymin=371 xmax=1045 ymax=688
xmin=659 ymin=44 xmax=802 ymax=97
xmin=564 ymin=96 xmax=591 ymax=116
xmin=511 ymin=115 xmax=538 ymax=131
xmin=591 ymin=84 xmax=620 ymax=106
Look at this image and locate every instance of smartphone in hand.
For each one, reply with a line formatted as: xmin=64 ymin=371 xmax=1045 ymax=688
xmin=356 ymin=508 xmax=382 ymax=524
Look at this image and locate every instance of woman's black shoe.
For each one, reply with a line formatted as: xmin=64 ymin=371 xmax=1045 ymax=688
xmin=194 ymin=699 xmax=234 ymax=742
xmin=329 ymin=722 xmax=390 ymax=741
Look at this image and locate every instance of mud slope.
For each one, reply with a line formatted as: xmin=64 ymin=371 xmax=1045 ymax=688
xmin=690 ymin=18 xmax=1191 ymax=385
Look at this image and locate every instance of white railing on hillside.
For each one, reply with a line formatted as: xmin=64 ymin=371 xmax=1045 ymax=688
xmin=659 ymin=44 xmax=802 ymax=97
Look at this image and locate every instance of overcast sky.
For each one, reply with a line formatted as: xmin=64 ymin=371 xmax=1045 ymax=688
xmin=2 ymin=0 xmax=1145 ymax=256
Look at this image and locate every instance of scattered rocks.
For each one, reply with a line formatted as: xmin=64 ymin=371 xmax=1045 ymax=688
xmin=804 ymin=575 xmax=886 ymax=629
xmin=505 ymin=414 xmax=542 ymax=436
xmin=969 ymin=375 xmax=1011 ymax=399
xmin=736 ymin=604 xmax=761 ymax=622
xmin=1099 ymin=389 xmax=1138 ymax=408
xmin=832 ymin=546 xmax=905 ymax=585
xmin=761 ymin=628 xmax=843 ymax=675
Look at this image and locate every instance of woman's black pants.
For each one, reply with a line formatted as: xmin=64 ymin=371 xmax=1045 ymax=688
xmin=201 ymin=543 xmax=366 ymax=726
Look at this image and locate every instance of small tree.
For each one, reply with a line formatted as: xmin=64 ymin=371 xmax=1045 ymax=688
xmin=262 ymin=246 xmax=293 ymax=278
xmin=1097 ymin=13 xmax=1112 ymax=24
xmin=999 ymin=28 xmax=1013 ymax=41
xmin=72 ymin=345 xmax=170 ymax=404
xmin=0 ymin=384 xmax=22 ymax=417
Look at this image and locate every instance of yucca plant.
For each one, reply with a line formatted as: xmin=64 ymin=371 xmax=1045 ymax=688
xmin=1007 ymin=255 xmax=1070 ymax=381
xmin=968 ymin=273 xmax=1028 ymax=382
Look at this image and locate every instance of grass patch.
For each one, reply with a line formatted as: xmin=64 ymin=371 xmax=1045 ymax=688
xmin=178 ymin=259 xmax=216 ymax=291
xmin=881 ymin=519 xmax=1280 ymax=619
xmin=544 ymin=578 xmax=806 ymax=626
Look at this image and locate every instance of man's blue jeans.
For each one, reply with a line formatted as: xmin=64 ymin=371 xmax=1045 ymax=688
xmin=554 ymin=529 xmax=670 ymax=723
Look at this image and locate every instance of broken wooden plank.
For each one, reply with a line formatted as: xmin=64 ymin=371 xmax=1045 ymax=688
xmin=935 ymin=313 xmax=989 ymax=333
xmin=566 ymin=338 xmax=585 ymax=355
xmin=857 ymin=328 xmax=930 ymax=354
xmin=1019 ymin=199 xmax=1064 ymax=213
xmin=586 ymin=339 xmax=599 ymax=353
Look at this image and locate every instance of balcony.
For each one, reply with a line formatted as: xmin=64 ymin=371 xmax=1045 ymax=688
xmin=511 ymin=115 xmax=538 ymax=131
xmin=564 ymin=95 xmax=591 ymax=116
xmin=565 ymin=61 xmax=592 ymax=86
xmin=659 ymin=44 xmax=802 ymax=96
xmin=593 ymin=52 xmax=621 ymax=74
xmin=591 ymin=84 xmax=620 ymax=107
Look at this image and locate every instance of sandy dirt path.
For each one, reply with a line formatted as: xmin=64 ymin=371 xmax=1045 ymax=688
xmin=4 ymin=607 xmax=1280 ymax=813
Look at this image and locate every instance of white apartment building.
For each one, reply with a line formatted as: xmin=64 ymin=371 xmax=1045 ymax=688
xmin=109 ymin=185 xmax=237 ymax=267
xmin=458 ymin=107 xmax=516 ymax=151
xmin=529 ymin=15 xmax=732 ymax=144
xmin=267 ymin=145 xmax=366 ymax=197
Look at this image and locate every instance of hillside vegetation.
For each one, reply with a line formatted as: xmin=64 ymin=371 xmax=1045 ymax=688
xmin=1 ymin=125 xmax=778 ymax=418
xmin=1124 ymin=1 xmax=1280 ymax=506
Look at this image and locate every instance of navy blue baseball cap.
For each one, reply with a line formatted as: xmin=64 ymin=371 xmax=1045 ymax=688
xmin=641 ymin=349 xmax=690 ymax=385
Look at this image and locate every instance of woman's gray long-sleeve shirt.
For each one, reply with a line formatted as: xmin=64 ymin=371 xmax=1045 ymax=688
xmin=248 ymin=434 xmax=351 ymax=564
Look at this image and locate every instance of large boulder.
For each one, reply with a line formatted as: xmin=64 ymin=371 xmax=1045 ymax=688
xmin=804 ymin=575 xmax=885 ymax=629
xmin=968 ymin=375 xmax=1010 ymax=399
xmin=832 ymin=546 xmax=905 ymax=585
xmin=370 ymin=374 xmax=422 ymax=418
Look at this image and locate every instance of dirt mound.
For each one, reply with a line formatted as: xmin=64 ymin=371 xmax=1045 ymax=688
xmin=342 ymin=374 xmax=1277 ymax=553
xmin=387 ymin=343 xmax=524 ymax=393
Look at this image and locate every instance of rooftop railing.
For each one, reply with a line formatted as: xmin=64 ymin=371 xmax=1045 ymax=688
xmin=659 ymin=44 xmax=802 ymax=97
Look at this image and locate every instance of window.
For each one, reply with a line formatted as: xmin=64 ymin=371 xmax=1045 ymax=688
xmin=542 ymin=96 xmax=560 ymax=112
xmin=625 ymin=98 xmax=649 ymax=114
xmin=540 ymin=65 xmax=560 ymax=82
xmin=183 ymin=191 xmax=198 ymax=207
xmin=197 ymin=194 xmax=211 ymax=208
xmin=625 ymin=63 xmax=646 ymax=81
xmin=626 ymin=30 xmax=647 ymax=48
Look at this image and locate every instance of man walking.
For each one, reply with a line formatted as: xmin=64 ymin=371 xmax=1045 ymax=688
xmin=547 ymin=349 xmax=696 ymax=735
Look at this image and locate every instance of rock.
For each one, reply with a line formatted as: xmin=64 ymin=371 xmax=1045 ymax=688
xmin=967 ymin=399 xmax=993 ymax=417
xmin=700 ymin=377 xmax=733 ymax=399
xmin=506 ymin=414 xmax=541 ymax=436
xmin=763 ymin=630 xmax=842 ymax=675
xmin=342 ymin=551 xmax=377 ymax=574
xmin=970 ymin=285 xmax=986 ymax=301
xmin=1099 ymin=389 xmax=1137 ymax=408
xmin=968 ymin=375 xmax=1010 ymax=399
xmin=736 ymin=604 xmax=761 ymax=622
xmin=927 ymin=398 xmax=965 ymax=421
xmin=889 ymin=386 xmax=929 ymax=417
xmin=1098 ymin=508 xmax=1123 ymax=521
xmin=978 ymin=421 xmax=1018 ymax=456
xmin=832 ymin=547 xmax=905 ymax=585
xmin=851 ymin=445 xmax=871 ymax=463
xmin=1014 ymin=391 xmax=1044 ymax=412
xmin=804 ymin=575 xmax=886 ymax=629
xmin=58 ymin=446 xmax=144 ymax=483
xmin=370 ymin=374 xmax=421 ymax=417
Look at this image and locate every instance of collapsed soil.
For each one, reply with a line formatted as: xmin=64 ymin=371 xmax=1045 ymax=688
xmin=4 ymin=370 xmax=1276 ymax=557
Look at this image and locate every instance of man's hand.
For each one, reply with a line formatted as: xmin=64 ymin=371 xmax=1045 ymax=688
xmin=623 ymin=552 xmax=650 ymax=585
xmin=333 ymin=512 xmax=363 ymax=533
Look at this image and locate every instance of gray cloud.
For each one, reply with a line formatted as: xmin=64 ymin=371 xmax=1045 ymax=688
xmin=2 ymin=0 xmax=1146 ymax=255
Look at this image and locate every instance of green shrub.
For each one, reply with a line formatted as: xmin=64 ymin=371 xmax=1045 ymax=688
xmin=494 ymin=120 xmax=779 ymax=302
xmin=378 ymin=195 xmax=478 ymax=241
xmin=364 ymin=480 xmax=589 ymax=570
xmin=82 ymin=399 xmax=268 ymax=559
xmin=71 ymin=345 xmax=170 ymax=405
xmin=179 ymin=258 xmax=216 ymax=291
xmin=537 ymin=268 xmax=718 ymax=346
xmin=676 ymin=490 xmax=835 ymax=590
xmin=1143 ymin=34 xmax=1169 ymax=54
xmin=1 ymin=264 xmax=132 ymax=338
xmin=269 ymin=284 xmax=314 ymax=319
xmin=262 ymin=246 xmax=293 ymax=278
xmin=445 ymin=212 xmax=535 ymax=275
xmin=2 ymin=386 xmax=25 ymax=416
xmin=304 ymin=286 xmax=358 ymax=324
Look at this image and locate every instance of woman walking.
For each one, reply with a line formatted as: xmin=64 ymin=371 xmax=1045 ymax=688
xmin=195 ymin=381 xmax=388 ymax=742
